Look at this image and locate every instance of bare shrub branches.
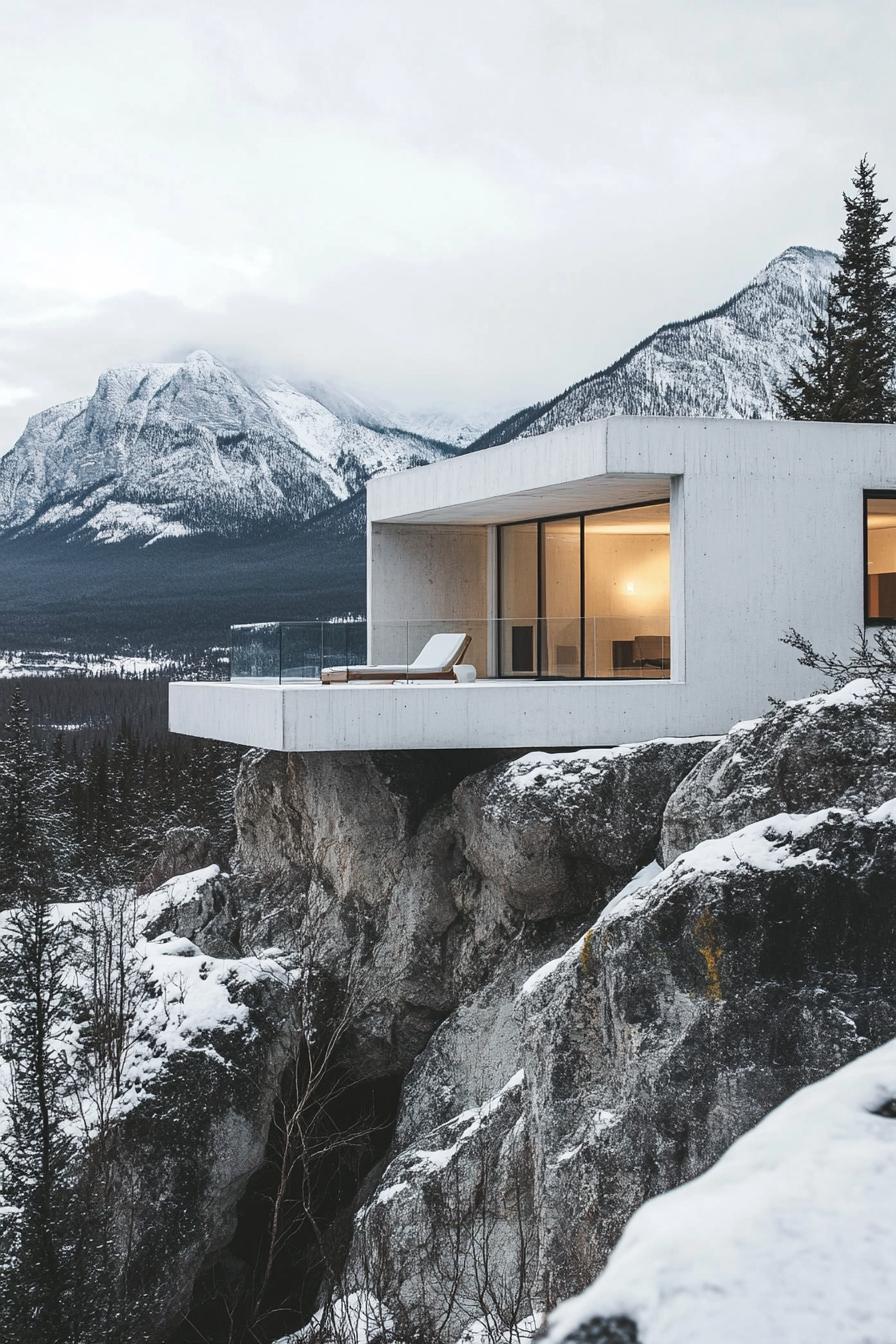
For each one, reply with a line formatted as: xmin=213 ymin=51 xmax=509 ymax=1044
xmin=782 ymin=625 xmax=896 ymax=715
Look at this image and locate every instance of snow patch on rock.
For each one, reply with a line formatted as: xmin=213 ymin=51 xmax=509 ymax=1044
xmin=136 ymin=864 xmax=221 ymax=930
xmin=544 ymin=1037 xmax=896 ymax=1344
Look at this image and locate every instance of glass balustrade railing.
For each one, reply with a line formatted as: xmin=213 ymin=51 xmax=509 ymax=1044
xmin=230 ymin=619 xmax=671 ymax=683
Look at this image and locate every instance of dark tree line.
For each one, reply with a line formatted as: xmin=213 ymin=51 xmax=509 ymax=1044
xmin=58 ymin=720 xmax=239 ymax=886
xmin=778 ymin=155 xmax=896 ymax=422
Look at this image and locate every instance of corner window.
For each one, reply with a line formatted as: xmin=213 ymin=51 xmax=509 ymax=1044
xmin=865 ymin=493 xmax=896 ymax=623
xmin=497 ymin=500 xmax=670 ymax=678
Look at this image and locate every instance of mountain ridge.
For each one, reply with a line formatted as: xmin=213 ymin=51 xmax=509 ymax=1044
xmin=467 ymin=244 xmax=837 ymax=451
xmin=0 ymin=245 xmax=836 ymax=551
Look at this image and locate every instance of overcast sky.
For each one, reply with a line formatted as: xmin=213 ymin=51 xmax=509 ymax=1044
xmin=1 ymin=0 xmax=895 ymax=444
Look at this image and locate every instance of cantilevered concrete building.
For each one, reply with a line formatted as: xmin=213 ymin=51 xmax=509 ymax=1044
xmin=170 ymin=416 xmax=896 ymax=751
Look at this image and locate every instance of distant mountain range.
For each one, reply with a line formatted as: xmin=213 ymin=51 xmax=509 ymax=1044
xmin=0 ymin=244 xmax=837 ymax=652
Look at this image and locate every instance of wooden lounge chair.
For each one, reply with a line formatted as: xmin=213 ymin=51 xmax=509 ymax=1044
xmin=321 ymin=632 xmax=471 ymax=684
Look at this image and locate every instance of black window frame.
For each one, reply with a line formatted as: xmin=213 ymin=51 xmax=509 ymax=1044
xmin=496 ymin=497 xmax=671 ymax=679
xmin=864 ymin=489 xmax=896 ymax=626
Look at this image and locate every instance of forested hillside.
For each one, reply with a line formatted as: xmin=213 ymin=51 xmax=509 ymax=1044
xmin=0 ymin=679 xmax=239 ymax=887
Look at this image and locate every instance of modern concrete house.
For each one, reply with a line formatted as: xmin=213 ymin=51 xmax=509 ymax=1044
xmin=170 ymin=416 xmax=896 ymax=752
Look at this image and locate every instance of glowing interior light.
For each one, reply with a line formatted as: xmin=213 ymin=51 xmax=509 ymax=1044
xmin=624 ymin=581 xmax=636 ymax=594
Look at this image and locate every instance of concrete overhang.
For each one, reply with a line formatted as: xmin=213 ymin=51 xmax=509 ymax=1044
xmin=368 ymin=417 xmax=679 ymax=525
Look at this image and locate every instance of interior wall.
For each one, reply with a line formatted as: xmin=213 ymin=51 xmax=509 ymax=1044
xmin=867 ymin=528 xmax=896 ymax=570
xmin=368 ymin=523 xmax=489 ymax=673
xmin=867 ymin=525 xmax=896 ymax=618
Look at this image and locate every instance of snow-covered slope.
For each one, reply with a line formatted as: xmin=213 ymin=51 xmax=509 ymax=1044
xmin=545 ymin=1034 xmax=896 ymax=1344
xmin=471 ymin=245 xmax=838 ymax=449
xmin=0 ymin=351 xmax=452 ymax=544
xmin=390 ymin=406 xmax=506 ymax=449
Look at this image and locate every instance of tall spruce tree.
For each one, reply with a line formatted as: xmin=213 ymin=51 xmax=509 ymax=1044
xmin=778 ymin=155 xmax=896 ymax=422
xmin=0 ymin=888 xmax=80 ymax=1343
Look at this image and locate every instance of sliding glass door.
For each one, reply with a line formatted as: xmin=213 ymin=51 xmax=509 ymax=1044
xmin=497 ymin=521 xmax=538 ymax=675
xmin=498 ymin=501 xmax=670 ymax=679
xmin=541 ymin=517 xmax=582 ymax=678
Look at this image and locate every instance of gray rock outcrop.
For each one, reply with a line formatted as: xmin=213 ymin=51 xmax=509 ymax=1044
xmin=108 ymin=944 xmax=293 ymax=1335
xmin=351 ymin=798 xmax=896 ymax=1327
xmin=144 ymin=737 xmax=709 ymax=1334
xmin=136 ymin=824 xmax=214 ymax=895
xmin=228 ymin=739 xmax=711 ymax=1083
xmin=661 ymin=680 xmax=896 ymax=862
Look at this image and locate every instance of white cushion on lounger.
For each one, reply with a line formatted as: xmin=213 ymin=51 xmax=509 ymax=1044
xmin=409 ymin=633 xmax=467 ymax=671
xmin=322 ymin=633 xmax=468 ymax=680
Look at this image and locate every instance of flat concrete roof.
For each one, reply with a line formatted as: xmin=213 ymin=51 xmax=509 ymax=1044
xmin=367 ymin=414 xmax=896 ymax=527
xmin=367 ymin=418 xmax=674 ymax=525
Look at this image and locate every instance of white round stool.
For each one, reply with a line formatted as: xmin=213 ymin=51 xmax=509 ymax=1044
xmin=453 ymin=664 xmax=477 ymax=683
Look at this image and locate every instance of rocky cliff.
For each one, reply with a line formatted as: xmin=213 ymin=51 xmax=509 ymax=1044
xmin=84 ymin=683 xmax=896 ymax=1342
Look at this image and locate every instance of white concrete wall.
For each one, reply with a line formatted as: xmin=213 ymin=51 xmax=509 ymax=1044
xmin=171 ymin=681 xmax=286 ymax=751
xmin=669 ymin=420 xmax=896 ymax=723
xmin=170 ymin=678 xmax=698 ymax=752
xmin=367 ymin=522 xmax=489 ymax=673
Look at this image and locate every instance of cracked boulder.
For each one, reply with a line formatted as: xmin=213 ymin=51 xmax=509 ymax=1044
xmin=452 ymin=739 xmax=716 ymax=919
xmin=136 ymin=824 xmax=214 ymax=895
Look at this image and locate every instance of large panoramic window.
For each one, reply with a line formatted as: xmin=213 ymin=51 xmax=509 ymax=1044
xmin=584 ymin=502 xmax=670 ymax=676
xmin=497 ymin=501 xmax=670 ymax=678
xmin=866 ymin=493 xmax=896 ymax=623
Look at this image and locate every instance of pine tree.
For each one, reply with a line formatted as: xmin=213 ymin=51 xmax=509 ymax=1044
xmin=0 ymin=891 xmax=80 ymax=1343
xmin=777 ymin=301 xmax=842 ymax=419
xmin=0 ymin=696 xmax=134 ymax=1342
xmin=778 ymin=156 xmax=896 ymax=422
xmin=0 ymin=692 xmax=73 ymax=911
xmin=0 ymin=694 xmax=85 ymax=1341
xmin=835 ymin=156 xmax=896 ymax=420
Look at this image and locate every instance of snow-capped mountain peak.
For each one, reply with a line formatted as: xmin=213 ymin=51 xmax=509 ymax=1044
xmin=0 ymin=355 xmax=454 ymax=545
xmin=470 ymin=244 xmax=838 ymax=450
